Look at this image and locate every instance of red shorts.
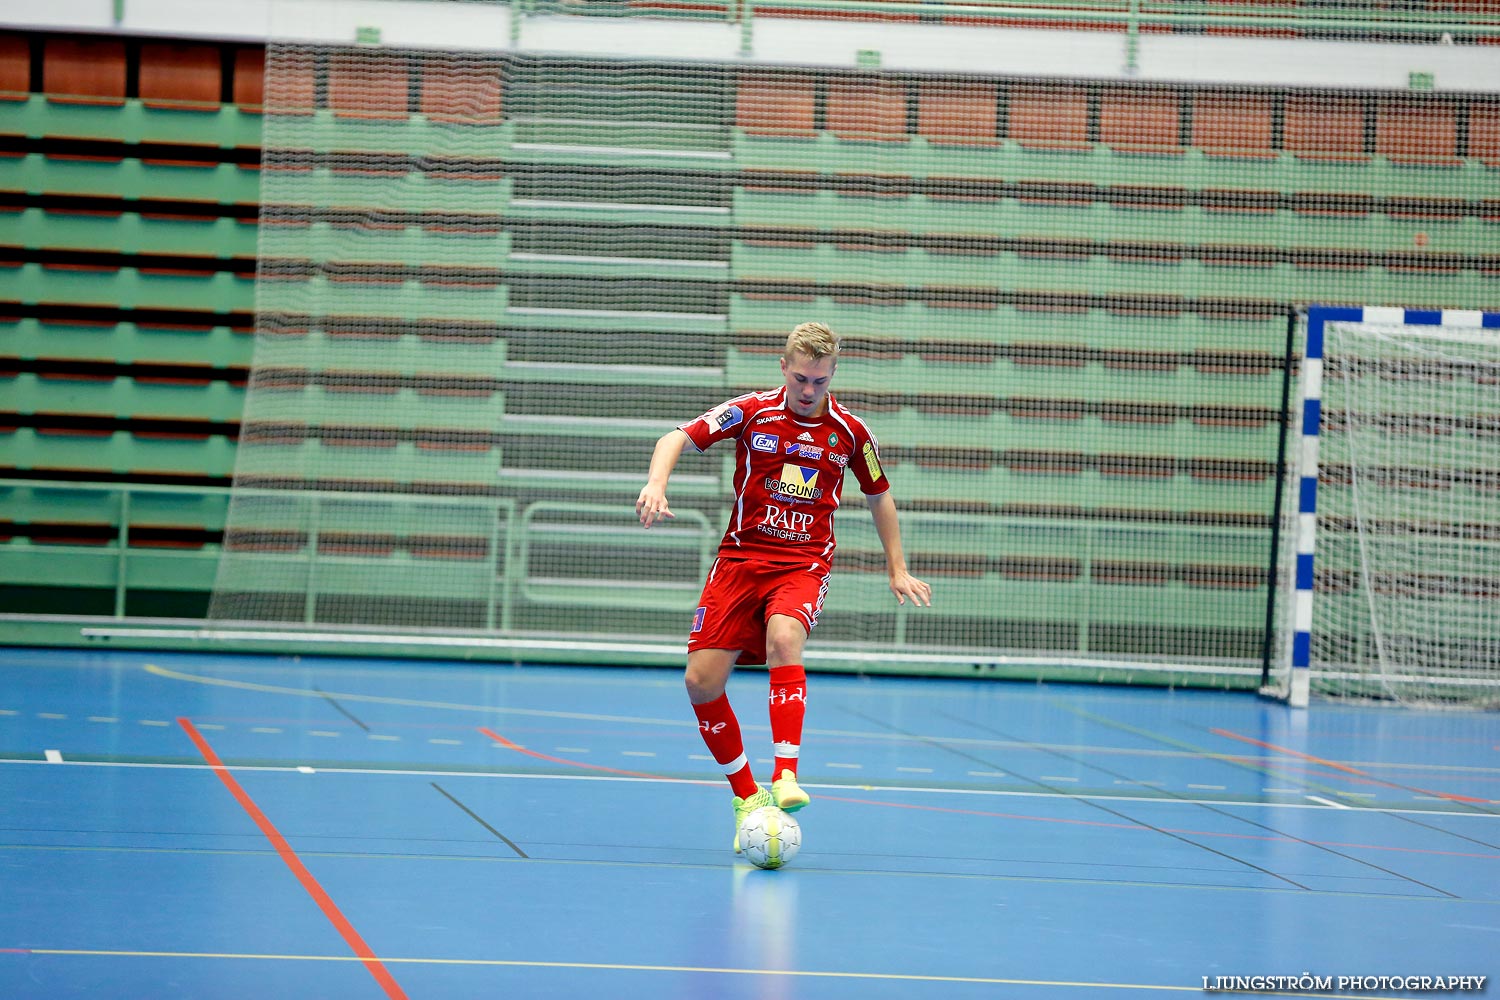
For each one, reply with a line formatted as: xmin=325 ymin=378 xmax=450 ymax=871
xmin=688 ymin=557 xmax=830 ymax=666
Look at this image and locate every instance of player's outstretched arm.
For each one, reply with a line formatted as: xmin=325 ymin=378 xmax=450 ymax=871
xmin=637 ymin=429 xmax=690 ymax=528
xmin=867 ymin=491 xmax=932 ymax=607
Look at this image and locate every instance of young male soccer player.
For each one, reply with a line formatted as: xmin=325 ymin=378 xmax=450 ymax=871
xmin=635 ymin=322 xmax=932 ymax=853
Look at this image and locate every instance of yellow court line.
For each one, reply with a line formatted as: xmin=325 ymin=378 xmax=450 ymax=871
xmin=14 ymin=949 xmax=1400 ymax=997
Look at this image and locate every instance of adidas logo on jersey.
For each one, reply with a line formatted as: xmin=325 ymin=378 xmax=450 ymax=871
xmin=797 ymin=431 xmax=814 ymax=442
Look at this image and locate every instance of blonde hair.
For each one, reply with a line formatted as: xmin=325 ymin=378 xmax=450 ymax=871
xmin=784 ymin=321 xmax=840 ymax=362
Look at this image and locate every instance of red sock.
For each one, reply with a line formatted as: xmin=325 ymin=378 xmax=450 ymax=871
xmin=692 ymin=694 xmax=758 ymax=799
xmin=768 ymin=663 xmax=806 ymax=779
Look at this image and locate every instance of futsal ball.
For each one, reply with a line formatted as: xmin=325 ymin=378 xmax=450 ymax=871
xmin=738 ymin=805 xmax=801 ymax=870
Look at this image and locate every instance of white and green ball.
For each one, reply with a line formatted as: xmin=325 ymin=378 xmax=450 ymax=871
xmin=738 ymin=805 xmax=801 ymax=869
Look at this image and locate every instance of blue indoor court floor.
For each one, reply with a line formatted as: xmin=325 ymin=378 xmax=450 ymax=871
xmin=0 ymin=646 xmax=1496 ymax=999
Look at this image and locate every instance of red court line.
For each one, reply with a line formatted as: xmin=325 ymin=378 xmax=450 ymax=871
xmin=177 ymin=718 xmax=408 ymax=1000
xmin=1211 ymin=728 xmax=1492 ymax=805
xmin=478 ymin=726 xmax=663 ymax=779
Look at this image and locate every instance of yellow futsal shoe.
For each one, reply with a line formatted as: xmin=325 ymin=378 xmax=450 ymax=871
xmin=771 ymin=769 xmax=810 ymax=813
xmin=732 ymin=785 xmax=774 ymax=853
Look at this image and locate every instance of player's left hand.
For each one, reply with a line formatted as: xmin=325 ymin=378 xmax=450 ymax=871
xmin=890 ymin=571 xmax=932 ymax=607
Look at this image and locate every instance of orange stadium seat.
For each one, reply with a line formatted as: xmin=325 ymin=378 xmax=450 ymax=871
xmin=1467 ymin=98 xmax=1500 ymax=167
xmin=1100 ymin=87 xmax=1183 ymax=155
xmin=1191 ymin=91 xmax=1276 ymax=159
xmin=1283 ymin=94 xmax=1369 ymax=162
xmin=1375 ymin=97 xmax=1462 ymax=167
xmin=1007 ymin=84 xmax=1090 ymax=151
xmin=139 ymin=42 xmax=222 ymax=111
xmin=232 ymin=47 xmax=265 ymax=112
xmin=826 ymin=75 xmax=909 ymax=142
xmin=917 ymin=81 xmax=999 ymax=146
xmin=328 ymin=50 xmax=409 ymax=120
xmin=736 ymin=71 xmax=817 ymax=138
xmin=43 ymin=37 xmax=126 ymax=106
xmin=420 ymin=56 xmax=503 ymax=124
xmin=0 ymin=33 xmax=29 ymax=99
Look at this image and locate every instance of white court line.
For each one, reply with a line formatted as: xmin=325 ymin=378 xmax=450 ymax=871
xmin=1306 ymin=795 xmax=1350 ymax=809
xmin=4 ymin=757 xmax=1493 ymax=819
xmin=88 ymin=717 xmax=119 ymax=724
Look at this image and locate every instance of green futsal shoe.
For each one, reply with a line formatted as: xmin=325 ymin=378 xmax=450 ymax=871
xmin=731 ymin=785 xmax=774 ymax=853
xmin=771 ymin=769 xmax=810 ymax=813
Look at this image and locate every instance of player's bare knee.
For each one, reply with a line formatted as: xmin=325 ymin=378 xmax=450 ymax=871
xmin=684 ymin=660 xmax=729 ymax=703
xmin=684 ymin=671 xmax=719 ymax=703
xmin=764 ymin=620 xmax=807 ymax=666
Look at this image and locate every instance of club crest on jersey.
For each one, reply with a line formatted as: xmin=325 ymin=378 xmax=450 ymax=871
xmin=707 ymin=402 xmax=743 ymax=431
xmin=770 ymin=464 xmax=822 ymax=501
xmin=750 ymin=432 xmax=779 ymax=453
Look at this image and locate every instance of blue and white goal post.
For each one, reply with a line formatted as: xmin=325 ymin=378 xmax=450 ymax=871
xmin=1270 ymin=305 xmax=1500 ymax=709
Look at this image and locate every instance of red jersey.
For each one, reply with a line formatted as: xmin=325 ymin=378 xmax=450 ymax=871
xmin=679 ymin=387 xmax=890 ymax=566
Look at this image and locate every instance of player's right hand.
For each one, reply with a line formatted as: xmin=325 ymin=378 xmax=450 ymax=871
xmin=635 ymin=487 xmax=675 ymax=528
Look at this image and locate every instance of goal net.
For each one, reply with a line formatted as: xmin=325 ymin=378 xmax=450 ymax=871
xmin=202 ymin=7 xmax=1495 ymax=681
xmin=1278 ymin=307 xmax=1500 ymax=707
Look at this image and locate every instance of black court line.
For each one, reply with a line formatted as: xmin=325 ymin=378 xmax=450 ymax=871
xmin=927 ymin=708 xmax=1461 ymax=900
xmin=1062 ymin=702 xmax=1500 ymax=854
xmin=430 ymin=782 xmax=529 ymax=859
xmin=836 ymin=705 xmax=1316 ymax=891
xmin=314 ymin=687 xmax=371 ymax=732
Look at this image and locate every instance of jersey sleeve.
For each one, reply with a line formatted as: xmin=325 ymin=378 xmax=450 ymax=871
xmin=851 ymin=426 xmax=891 ymax=496
xmin=679 ymin=396 xmax=754 ymax=452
